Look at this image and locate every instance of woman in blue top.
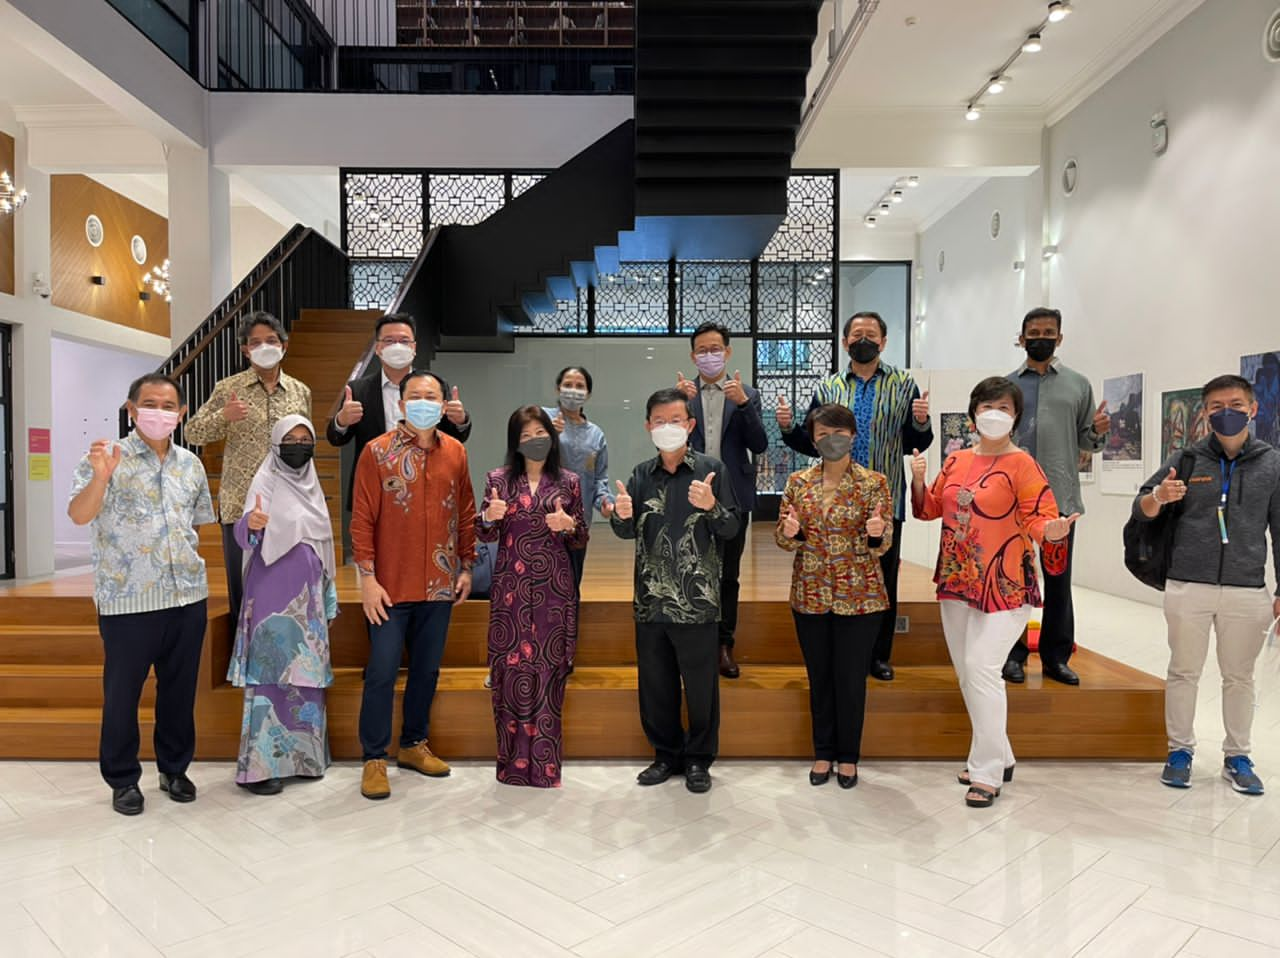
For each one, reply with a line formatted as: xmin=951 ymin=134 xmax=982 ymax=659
xmin=543 ymin=366 xmax=612 ymax=589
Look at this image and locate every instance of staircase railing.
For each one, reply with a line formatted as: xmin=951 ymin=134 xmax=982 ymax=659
xmin=119 ymin=225 xmax=349 ymax=443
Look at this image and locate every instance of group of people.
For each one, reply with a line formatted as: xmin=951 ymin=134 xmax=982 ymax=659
xmin=70 ymin=305 xmax=1280 ymax=815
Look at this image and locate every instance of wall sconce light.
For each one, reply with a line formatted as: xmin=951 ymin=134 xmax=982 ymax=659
xmin=0 ymin=170 xmax=27 ymax=215
xmin=1042 ymin=245 xmax=1060 ymax=260
xmin=90 ymin=275 xmax=107 ymax=286
xmin=1013 ymin=260 xmax=1025 ymax=271
xmin=139 ymin=290 xmax=152 ymax=302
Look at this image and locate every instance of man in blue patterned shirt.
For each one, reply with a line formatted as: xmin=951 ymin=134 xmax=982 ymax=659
xmin=69 ymin=374 xmax=216 ymax=817
xmin=777 ymin=312 xmax=932 ymax=681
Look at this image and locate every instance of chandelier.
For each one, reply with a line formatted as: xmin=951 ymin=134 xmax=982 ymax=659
xmin=0 ymin=170 xmax=27 ymax=214
xmin=142 ymin=259 xmax=172 ymax=303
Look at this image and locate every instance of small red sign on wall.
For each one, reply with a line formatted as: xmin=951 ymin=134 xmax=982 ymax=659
xmin=28 ymin=428 xmax=51 ymax=454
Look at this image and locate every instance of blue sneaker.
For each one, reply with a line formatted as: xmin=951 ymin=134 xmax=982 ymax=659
xmin=1160 ymin=749 xmax=1193 ymax=788
xmin=1223 ymin=756 xmax=1264 ymax=795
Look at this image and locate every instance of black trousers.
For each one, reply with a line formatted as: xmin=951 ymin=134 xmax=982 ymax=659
xmin=794 ymin=610 xmax=882 ymax=763
xmin=221 ymin=523 xmax=244 ymax=625
xmin=871 ymin=518 xmax=904 ymax=664
xmin=569 ymin=543 xmax=587 ymax=592
xmin=718 ymin=522 xmax=749 ymax=648
xmin=635 ymin=621 xmax=720 ymax=767
xmin=98 ymin=600 xmax=207 ymax=789
xmin=1008 ymin=526 xmax=1075 ymax=667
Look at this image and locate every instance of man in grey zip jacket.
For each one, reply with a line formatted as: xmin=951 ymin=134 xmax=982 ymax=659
xmin=1133 ymin=374 xmax=1280 ymax=795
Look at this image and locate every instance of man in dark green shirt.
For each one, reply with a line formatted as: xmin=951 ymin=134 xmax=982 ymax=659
xmin=612 ymin=388 xmax=740 ymax=793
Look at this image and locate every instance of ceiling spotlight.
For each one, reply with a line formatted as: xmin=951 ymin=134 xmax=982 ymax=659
xmin=986 ymin=76 xmax=1009 ymax=95
xmin=890 ymin=190 xmax=905 ymax=203
xmin=965 ymin=105 xmax=982 ymax=121
xmin=864 ymin=216 xmax=877 ymax=229
xmin=907 ymin=176 xmax=920 ymax=188
xmin=1022 ymin=33 xmax=1043 ymax=53
xmin=1047 ymin=1 xmax=1072 ymax=23
xmin=1042 ymin=244 xmax=1060 ymax=260
xmin=878 ymin=202 xmax=892 ymax=214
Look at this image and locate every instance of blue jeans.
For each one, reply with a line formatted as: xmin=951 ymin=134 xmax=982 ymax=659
xmin=358 ymin=601 xmax=452 ymax=761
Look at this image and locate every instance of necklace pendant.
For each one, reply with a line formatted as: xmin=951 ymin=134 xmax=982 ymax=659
xmin=956 ymin=488 xmax=975 ymax=508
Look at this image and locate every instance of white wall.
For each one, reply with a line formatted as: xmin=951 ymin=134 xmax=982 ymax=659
xmin=50 ymin=337 xmax=158 ymax=554
xmin=230 ymin=205 xmax=290 ymax=282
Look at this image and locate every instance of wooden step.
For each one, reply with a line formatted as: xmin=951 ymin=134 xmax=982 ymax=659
xmin=0 ymin=664 xmax=155 ymax=708
xmin=0 ymin=625 xmax=104 ymax=664
xmin=0 ymin=707 xmax=153 ymax=760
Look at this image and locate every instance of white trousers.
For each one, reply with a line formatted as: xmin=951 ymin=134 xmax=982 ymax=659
xmin=1163 ymin=580 xmax=1271 ymax=757
xmin=939 ymin=601 xmax=1032 ymax=790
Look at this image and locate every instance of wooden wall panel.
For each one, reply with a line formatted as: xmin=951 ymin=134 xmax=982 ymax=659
xmin=0 ymin=132 xmax=14 ymax=296
xmin=49 ymin=174 xmax=169 ymax=336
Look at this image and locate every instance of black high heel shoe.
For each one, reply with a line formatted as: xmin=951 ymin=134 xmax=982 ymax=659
xmin=809 ymin=763 xmax=832 ymax=786
xmin=837 ymin=764 xmax=858 ymax=789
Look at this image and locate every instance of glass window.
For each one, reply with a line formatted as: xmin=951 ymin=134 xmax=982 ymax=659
xmin=838 ymin=262 xmax=910 ymax=369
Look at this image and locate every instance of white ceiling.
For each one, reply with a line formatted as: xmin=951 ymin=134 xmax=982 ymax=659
xmin=814 ymin=0 xmax=1200 ymax=113
xmin=0 ymin=41 xmax=99 ymax=107
xmin=839 ymin=170 xmax=993 ymax=232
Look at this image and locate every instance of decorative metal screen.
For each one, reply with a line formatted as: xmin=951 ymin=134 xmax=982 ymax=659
xmin=427 ymin=173 xmax=505 ymax=226
xmin=523 ymin=298 xmax=585 ymax=334
xmin=343 ymin=173 xmax=425 ymax=258
xmin=677 ymin=262 xmax=751 ymax=334
xmin=760 ymin=174 xmax=837 ymax=263
xmin=511 ymin=174 xmax=545 ymax=198
xmin=349 ymin=259 xmax=413 ymax=311
xmin=594 ymin=263 xmax=670 ymax=333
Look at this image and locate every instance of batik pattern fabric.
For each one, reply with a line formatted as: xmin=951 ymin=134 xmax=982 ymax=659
xmin=229 ymin=522 xmax=336 ymax=784
xmin=775 ymin=462 xmax=893 ymax=615
xmin=477 ymin=468 xmax=588 ymax=787
xmin=912 ymin=448 xmax=1068 ymax=613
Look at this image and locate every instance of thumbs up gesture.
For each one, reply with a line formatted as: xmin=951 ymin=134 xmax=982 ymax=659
xmin=88 ymin=439 xmax=123 ymax=482
xmin=1092 ymin=399 xmax=1111 ymax=435
xmin=724 ymin=370 xmax=747 ymax=407
xmin=223 ymin=390 xmax=249 ymax=423
xmin=776 ymin=391 xmax=793 ymax=430
xmin=444 ymin=385 xmax=467 ymax=425
xmin=247 ymin=493 xmax=270 ymax=531
xmin=782 ymin=505 xmax=801 ymax=539
xmin=613 ymin=479 xmax=633 ymax=520
xmin=337 ymin=385 xmax=364 ymax=427
xmin=546 ymin=497 xmax=575 ymax=533
xmin=1154 ymin=466 xmax=1187 ymax=505
xmin=912 ymin=389 xmax=931 ymax=424
xmin=1044 ymin=512 xmax=1080 ymax=543
xmin=689 ymin=471 xmax=717 ymax=511
xmin=552 ymin=409 xmax=566 ymax=433
xmin=866 ymin=502 xmax=886 ymax=539
xmin=675 ymin=371 xmax=697 ymax=400
xmin=909 ymin=448 xmax=927 ymax=485
xmin=483 ymin=486 xmax=508 ymax=523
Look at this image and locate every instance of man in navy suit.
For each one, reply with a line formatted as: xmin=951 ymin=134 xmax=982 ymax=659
xmin=676 ymin=321 xmax=769 ymax=678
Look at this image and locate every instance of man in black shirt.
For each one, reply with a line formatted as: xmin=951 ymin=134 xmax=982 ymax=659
xmin=611 ymin=388 xmax=740 ymax=793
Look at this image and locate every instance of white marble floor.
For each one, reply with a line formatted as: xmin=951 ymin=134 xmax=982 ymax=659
xmin=3 ymin=587 xmax=1280 ymax=958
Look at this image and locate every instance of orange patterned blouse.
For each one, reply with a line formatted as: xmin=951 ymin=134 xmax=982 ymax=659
xmin=775 ymin=462 xmax=893 ymax=616
xmin=911 ymin=448 xmax=1067 ymax=613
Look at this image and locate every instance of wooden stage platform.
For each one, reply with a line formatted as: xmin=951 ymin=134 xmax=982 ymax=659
xmin=0 ymin=530 xmax=1165 ymax=762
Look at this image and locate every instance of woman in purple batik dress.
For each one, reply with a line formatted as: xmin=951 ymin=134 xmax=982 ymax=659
xmin=478 ymin=405 xmax=588 ymax=787
xmin=229 ymin=414 xmax=336 ymax=795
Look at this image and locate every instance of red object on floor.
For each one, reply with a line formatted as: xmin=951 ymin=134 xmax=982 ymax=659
xmin=1027 ymin=624 xmax=1041 ymax=652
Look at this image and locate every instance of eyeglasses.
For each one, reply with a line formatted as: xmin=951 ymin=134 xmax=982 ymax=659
xmin=692 ymin=347 xmax=725 ymax=357
xmin=378 ymin=337 xmax=415 ymax=346
xmin=651 ymin=419 xmax=690 ymax=428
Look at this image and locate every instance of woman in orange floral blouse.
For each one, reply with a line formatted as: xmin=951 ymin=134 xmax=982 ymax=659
xmin=777 ymin=404 xmax=892 ymax=789
xmin=911 ymin=377 xmax=1076 ymax=808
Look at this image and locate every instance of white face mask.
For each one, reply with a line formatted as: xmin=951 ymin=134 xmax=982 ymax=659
xmin=380 ymin=343 xmax=415 ymax=370
xmin=249 ymin=344 xmax=284 ymax=369
xmin=650 ymin=423 xmax=689 ymax=453
xmin=975 ymin=409 xmax=1015 ymax=440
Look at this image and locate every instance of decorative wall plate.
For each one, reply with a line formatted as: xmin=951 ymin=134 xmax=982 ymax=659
xmin=85 ymin=214 xmax=104 ymax=247
xmin=990 ymin=210 xmax=1001 ymax=239
xmin=131 ymin=235 xmax=148 ymax=265
xmin=1062 ymin=158 xmax=1079 ymax=196
xmin=937 ymin=249 xmax=946 ymax=272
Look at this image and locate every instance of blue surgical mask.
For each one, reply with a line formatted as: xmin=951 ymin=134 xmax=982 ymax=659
xmin=1209 ymin=407 xmax=1249 ymax=438
xmin=404 ymin=399 xmax=443 ymax=430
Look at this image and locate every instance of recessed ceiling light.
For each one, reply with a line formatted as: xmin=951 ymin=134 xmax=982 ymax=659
xmin=907 ymin=176 xmax=920 ymax=187
xmin=890 ymin=190 xmax=904 ymax=203
xmin=864 ymin=216 xmax=877 ymax=228
xmin=1022 ymin=33 xmax=1042 ymax=53
xmin=965 ymin=105 xmax=982 ymax=121
xmin=987 ymin=76 xmax=1009 ymax=95
xmin=878 ymin=202 xmax=892 ymax=214
xmin=1047 ymin=1 xmax=1072 ymax=23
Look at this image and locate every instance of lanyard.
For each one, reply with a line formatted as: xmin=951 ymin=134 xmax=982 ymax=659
xmin=1217 ymin=458 xmax=1236 ymax=545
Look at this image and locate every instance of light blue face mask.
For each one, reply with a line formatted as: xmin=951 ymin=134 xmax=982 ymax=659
xmin=403 ymin=398 xmax=443 ymax=430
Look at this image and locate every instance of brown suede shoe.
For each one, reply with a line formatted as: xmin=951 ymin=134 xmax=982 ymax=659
xmin=397 ymin=740 xmax=451 ymax=778
xmin=361 ymin=759 xmax=391 ymax=800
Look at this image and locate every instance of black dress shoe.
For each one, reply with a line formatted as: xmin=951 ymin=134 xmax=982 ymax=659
xmin=242 ymin=778 xmax=284 ymax=796
xmin=685 ymin=763 xmax=712 ymax=793
xmin=719 ymin=646 xmax=740 ymax=679
xmin=637 ymin=761 xmax=677 ymax=786
xmin=1042 ymin=661 xmax=1080 ymax=686
xmin=837 ymin=770 xmax=858 ymax=789
xmin=809 ymin=765 xmax=832 ymax=786
xmin=158 ymin=772 xmax=197 ymax=803
xmin=869 ymin=661 xmax=894 ymax=681
xmin=1002 ymin=660 xmax=1026 ymax=684
xmin=111 ymin=785 xmax=144 ymax=816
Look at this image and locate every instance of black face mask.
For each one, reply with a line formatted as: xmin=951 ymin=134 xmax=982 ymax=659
xmin=518 ymin=436 xmax=552 ymax=463
xmin=848 ymin=338 xmax=880 ymax=364
xmin=278 ymin=443 xmax=315 ymax=469
xmin=1025 ymin=338 xmax=1057 ymax=363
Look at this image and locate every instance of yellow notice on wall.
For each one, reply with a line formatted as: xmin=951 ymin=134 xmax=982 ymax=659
xmin=28 ymin=454 xmax=52 ymax=481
